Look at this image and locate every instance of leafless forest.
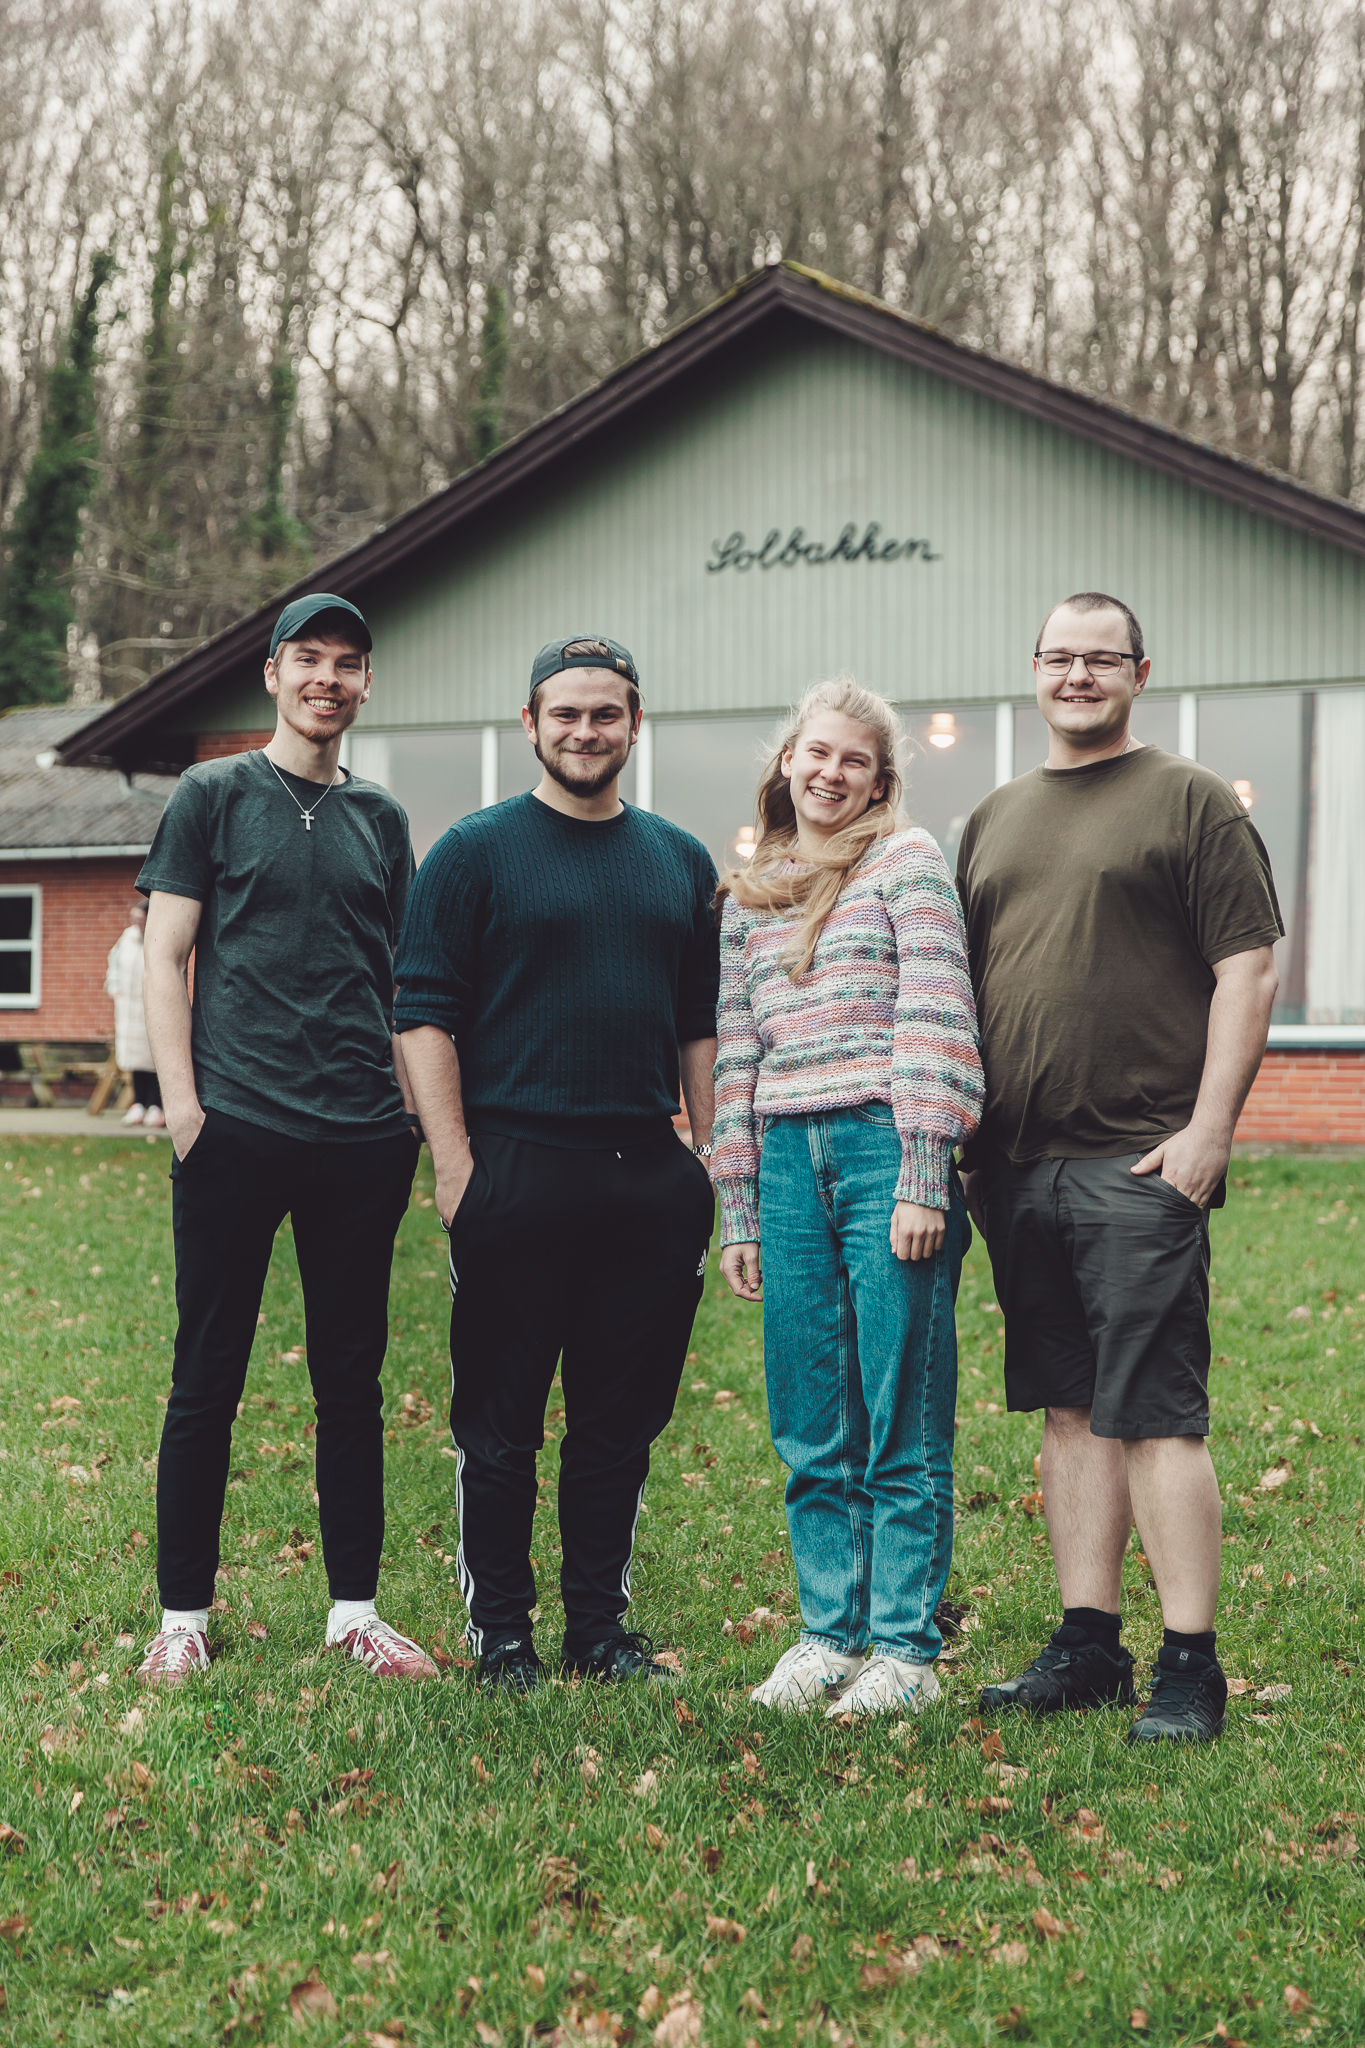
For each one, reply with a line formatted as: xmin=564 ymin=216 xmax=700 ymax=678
xmin=5 ymin=0 xmax=1365 ymax=698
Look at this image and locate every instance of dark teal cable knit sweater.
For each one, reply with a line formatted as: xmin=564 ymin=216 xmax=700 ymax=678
xmin=393 ymin=792 xmax=720 ymax=1148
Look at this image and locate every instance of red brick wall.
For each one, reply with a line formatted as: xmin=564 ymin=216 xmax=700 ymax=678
xmin=195 ymin=730 xmax=272 ymax=761
xmin=1235 ymin=1050 xmax=1365 ymax=1147
xmin=0 ymin=859 xmax=146 ymax=1043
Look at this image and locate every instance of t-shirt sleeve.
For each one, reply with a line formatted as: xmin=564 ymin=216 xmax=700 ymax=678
xmin=1190 ymin=813 xmax=1285 ymax=966
xmin=676 ymin=846 xmax=721 ymax=1042
xmin=136 ymin=774 xmax=212 ymax=901
xmin=391 ymin=831 xmax=484 ymax=1037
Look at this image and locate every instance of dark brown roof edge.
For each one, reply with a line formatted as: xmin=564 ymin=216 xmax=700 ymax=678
xmin=59 ymin=262 xmax=1365 ymax=766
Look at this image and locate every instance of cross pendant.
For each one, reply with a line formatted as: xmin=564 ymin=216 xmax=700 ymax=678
xmin=302 ymin=812 xmax=313 ymax=830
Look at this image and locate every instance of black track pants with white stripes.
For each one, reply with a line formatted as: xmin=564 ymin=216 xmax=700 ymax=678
xmin=445 ymin=1128 xmax=715 ymax=1654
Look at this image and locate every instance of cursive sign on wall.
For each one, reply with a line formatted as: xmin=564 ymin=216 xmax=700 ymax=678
xmin=706 ymin=522 xmax=941 ymax=572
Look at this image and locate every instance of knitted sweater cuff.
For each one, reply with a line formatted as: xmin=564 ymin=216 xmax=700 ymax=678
xmin=895 ymin=1133 xmax=953 ymax=1211
xmin=716 ymin=1177 xmax=761 ymax=1248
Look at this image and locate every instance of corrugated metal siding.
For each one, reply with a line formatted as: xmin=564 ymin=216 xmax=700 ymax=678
xmin=218 ymin=326 xmax=1365 ymax=733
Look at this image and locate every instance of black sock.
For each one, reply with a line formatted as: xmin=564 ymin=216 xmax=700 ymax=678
xmin=1162 ymin=1626 xmax=1216 ymax=1661
xmin=1062 ymin=1606 xmax=1122 ymax=1652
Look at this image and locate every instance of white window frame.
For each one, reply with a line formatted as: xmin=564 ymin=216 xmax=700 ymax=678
xmin=0 ymin=885 xmax=41 ymax=1010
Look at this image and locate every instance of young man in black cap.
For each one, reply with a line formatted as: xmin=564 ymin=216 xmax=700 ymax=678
xmin=396 ymin=636 xmax=719 ymax=1693
xmin=134 ymin=592 xmax=437 ymax=1686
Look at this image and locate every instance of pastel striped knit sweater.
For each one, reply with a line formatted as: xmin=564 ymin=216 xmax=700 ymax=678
xmin=711 ymin=828 xmax=984 ymax=1245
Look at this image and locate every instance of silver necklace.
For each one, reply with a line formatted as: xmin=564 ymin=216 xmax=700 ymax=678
xmin=262 ymin=751 xmax=343 ymax=831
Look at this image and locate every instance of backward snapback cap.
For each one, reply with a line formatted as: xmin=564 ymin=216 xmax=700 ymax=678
xmin=269 ymin=592 xmax=372 ymax=661
xmin=530 ymin=634 xmax=641 ymax=697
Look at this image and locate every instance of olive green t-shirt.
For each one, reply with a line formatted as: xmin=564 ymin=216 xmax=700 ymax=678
xmin=954 ymin=747 xmax=1283 ymax=1165
xmin=137 ymin=750 xmax=415 ymax=1144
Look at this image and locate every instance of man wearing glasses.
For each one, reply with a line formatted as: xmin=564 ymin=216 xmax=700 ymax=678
xmin=955 ymin=591 xmax=1281 ymax=1742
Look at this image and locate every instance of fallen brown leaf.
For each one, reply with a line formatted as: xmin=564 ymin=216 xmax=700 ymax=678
xmin=526 ymin=1964 xmax=546 ymax=1991
xmin=705 ymin=1913 xmax=745 ymax=1943
xmin=0 ymin=1826 xmax=26 ymax=1856
xmin=644 ymin=1823 xmax=664 ymax=1851
xmin=1282 ymin=1986 xmax=1313 ymax=2015
xmin=471 ymin=1755 xmax=489 ymax=1783
xmin=653 ymin=1995 xmax=702 ymax=2048
xmin=702 ymin=1845 xmax=722 ymax=1874
xmin=246 ymin=1622 xmax=268 ymax=1641
xmin=1033 ymin=1908 xmax=1066 ymax=1940
xmin=981 ymin=1795 xmax=1012 ymax=1817
xmin=980 ymin=1729 xmax=1006 ymax=1762
xmin=0 ymin=1916 xmax=27 ymax=1950
xmin=673 ymin=1698 xmax=695 ymax=1730
xmin=288 ymin=1973 xmax=337 ymax=2021
xmin=1130 ymin=2013 xmax=1149 ymax=2032
xmin=791 ymin=1932 xmax=813 ymax=1963
xmin=994 ymin=2007 xmax=1026 ymax=2036
xmin=993 ymin=1942 xmax=1029 ymax=1967
xmin=474 ymin=2023 xmax=502 ymax=2048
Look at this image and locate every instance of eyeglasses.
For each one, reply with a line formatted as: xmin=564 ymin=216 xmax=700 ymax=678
xmin=1034 ymin=649 xmax=1134 ymax=677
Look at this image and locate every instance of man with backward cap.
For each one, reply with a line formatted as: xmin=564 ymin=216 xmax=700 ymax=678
xmin=396 ymin=636 xmax=720 ymax=1693
xmin=134 ymin=593 xmax=438 ymax=1685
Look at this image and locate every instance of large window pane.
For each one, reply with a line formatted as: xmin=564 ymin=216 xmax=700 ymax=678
xmin=1306 ymin=690 xmax=1365 ymax=1023
xmin=350 ymin=732 xmax=483 ymax=861
xmin=899 ymin=709 xmax=997 ymax=871
xmin=1197 ymin=691 xmax=1304 ymax=1022
xmin=652 ymin=719 xmax=782 ymax=871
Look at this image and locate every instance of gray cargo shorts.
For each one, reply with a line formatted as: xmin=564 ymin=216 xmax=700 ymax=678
xmin=977 ymin=1153 xmax=1216 ymax=1440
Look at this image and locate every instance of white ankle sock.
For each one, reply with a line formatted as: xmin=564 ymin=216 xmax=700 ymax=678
xmin=327 ymin=1597 xmax=378 ymax=1642
xmin=161 ymin=1607 xmax=208 ymax=1636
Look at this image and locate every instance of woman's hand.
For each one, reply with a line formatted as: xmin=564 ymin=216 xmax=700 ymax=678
xmin=890 ymin=1201 xmax=945 ymax=1262
xmin=720 ymin=1242 xmax=763 ymax=1301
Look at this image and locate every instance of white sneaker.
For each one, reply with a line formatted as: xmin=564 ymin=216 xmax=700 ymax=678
xmin=135 ymin=1626 xmax=210 ymax=1686
xmin=825 ymin=1652 xmax=939 ymax=1719
xmin=122 ymin=1103 xmax=146 ymax=1126
xmin=326 ymin=1612 xmax=438 ymax=1680
xmin=750 ymin=1637 xmax=866 ymax=1711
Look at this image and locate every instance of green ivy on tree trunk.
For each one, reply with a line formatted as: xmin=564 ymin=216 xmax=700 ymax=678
xmin=0 ymin=251 xmax=114 ymax=710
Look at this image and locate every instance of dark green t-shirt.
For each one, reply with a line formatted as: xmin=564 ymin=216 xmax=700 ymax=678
xmin=137 ymin=750 xmax=415 ymax=1143
xmin=954 ymin=747 xmax=1283 ymax=1164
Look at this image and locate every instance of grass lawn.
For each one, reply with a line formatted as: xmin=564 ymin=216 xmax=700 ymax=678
xmin=0 ymin=1140 xmax=1362 ymax=2047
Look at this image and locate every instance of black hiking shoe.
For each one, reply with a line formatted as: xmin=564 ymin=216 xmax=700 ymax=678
xmin=1126 ymin=1645 xmax=1227 ymax=1744
xmin=561 ymin=1630 xmax=676 ymax=1685
xmin=477 ymin=1635 xmax=543 ymax=1694
xmin=978 ymin=1623 xmax=1137 ymax=1714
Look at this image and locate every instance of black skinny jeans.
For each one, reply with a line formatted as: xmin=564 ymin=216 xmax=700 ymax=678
xmin=156 ymin=1108 xmax=418 ymax=1609
xmin=446 ymin=1128 xmax=716 ymax=1653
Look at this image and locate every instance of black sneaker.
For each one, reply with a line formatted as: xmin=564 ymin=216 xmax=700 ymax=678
xmin=477 ymin=1635 xmax=543 ymax=1694
xmin=561 ymin=1630 xmax=675 ymax=1685
xmin=1126 ymin=1645 xmax=1226 ymax=1744
xmin=978 ymin=1623 xmax=1136 ymax=1714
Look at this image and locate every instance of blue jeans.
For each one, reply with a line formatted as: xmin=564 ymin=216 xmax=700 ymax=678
xmin=759 ymin=1108 xmax=969 ymax=1663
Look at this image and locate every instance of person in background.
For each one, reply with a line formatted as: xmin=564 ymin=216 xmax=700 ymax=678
xmin=713 ymin=677 xmax=983 ymax=1719
xmin=134 ymin=592 xmax=437 ymax=1688
xmin=957 ymin=591 xmax=1281 ymax=1744
xmin=105 ymin=896 xmax=164 ymax=1128
xmin=396 ymin=635 xmax=719 ymax=1695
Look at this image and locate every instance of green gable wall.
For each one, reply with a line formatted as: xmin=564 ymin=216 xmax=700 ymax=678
xmin=186 ymin=323 xmax=1365 ymax=736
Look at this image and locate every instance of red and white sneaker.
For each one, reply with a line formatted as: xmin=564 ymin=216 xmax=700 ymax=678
xmin=328 ymin=1614 xmax=438 ymax=1680
xmin=135 ymin=1626 xmax=210 ymax=1687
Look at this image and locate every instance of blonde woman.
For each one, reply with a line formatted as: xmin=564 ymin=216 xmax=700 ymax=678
xmin=712 ymin=679 xmax=983 ymax=1717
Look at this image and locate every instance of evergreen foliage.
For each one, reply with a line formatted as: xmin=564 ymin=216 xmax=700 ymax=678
xmin=0 ymin=253 xmax=114 ymax=710
xmin=471 ymin=286 xmax=509 ymax=463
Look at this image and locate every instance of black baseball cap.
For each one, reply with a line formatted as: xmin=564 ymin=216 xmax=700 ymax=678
xmin=529 ymin=634 xmax=641 ymax=698
xmin=269 ymin=593 xmax=373 ymax=661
